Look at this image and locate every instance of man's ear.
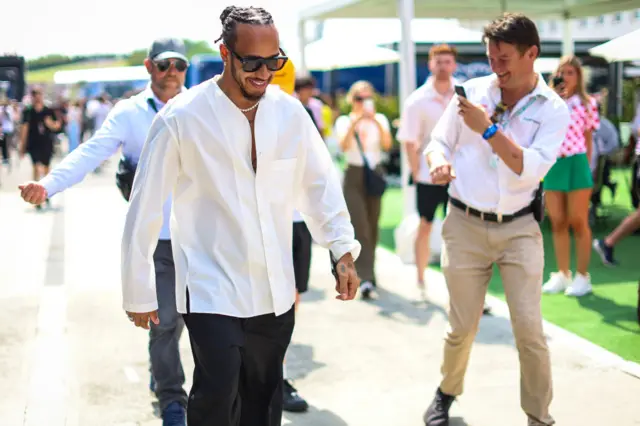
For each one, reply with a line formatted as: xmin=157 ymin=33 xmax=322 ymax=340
xmin=143 ymin=58 xmax=153 ymax=75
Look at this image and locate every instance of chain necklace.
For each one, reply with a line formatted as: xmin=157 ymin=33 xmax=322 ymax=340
xmin=239 ymin=101 xmax=260 ymax=113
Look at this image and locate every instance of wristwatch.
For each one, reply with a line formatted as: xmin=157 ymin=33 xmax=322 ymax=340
xmin=482 ymin=123 xmax=499 ymax=140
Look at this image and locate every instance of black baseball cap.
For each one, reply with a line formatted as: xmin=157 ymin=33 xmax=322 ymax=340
xmin=148 ymin=38 xmax=188 ymax=62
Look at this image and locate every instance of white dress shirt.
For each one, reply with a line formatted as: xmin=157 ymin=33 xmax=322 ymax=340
xmin=121 ymin=79 xmax=361 ymax=317
xmin=40 ymin=86 xmax=173 ymax=240
xmin=425 ymin=74 xmax=570 ymax=214
xmin=397 ymin=78 xmax=456 ymax=184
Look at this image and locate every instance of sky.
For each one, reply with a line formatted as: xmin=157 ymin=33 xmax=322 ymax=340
xmin=1 ymin=0 xmax=327 ymax=60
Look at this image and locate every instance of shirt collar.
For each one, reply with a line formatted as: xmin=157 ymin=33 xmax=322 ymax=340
xmin=142 ymin=83 xmax=186 ymax=108
xmin=423 ymin=76 xmax=457 ymax=100
xmin=488 ymin=72 xmax=554 ymax=105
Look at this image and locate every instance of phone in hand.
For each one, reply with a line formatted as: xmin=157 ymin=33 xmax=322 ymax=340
xmin=552 ymin=75 xmax=564 ymax=87
xmin=454 ymin=85 xmax=467 ymax=98
xmin=363 ymin=98 xmax=375 ymax=113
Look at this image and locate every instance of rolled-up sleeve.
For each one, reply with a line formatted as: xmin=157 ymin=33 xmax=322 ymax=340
xmin=121 ymin=114 xmax=180 ymax=313
xmin=519 ymin=101 xmax=570 ymax=185
xmin=396 ymin=95 xmax=422 ymax=144
xmin=295 ymin=108 xmax=361 ymax=262
xmin=40 ymin=102 xmax=128 ymax=197
xmin=424 ymin=95 xmax=460 ymax=161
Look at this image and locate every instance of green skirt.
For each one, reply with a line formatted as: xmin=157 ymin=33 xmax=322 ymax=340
xmin=543 ymin=153 xmax=593 ymax=192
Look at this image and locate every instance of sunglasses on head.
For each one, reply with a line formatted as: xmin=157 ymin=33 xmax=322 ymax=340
xmin=226 ymin=47 xmax=288 ymax=73
xmin=153 ymin=58 xmax=188 ymax=72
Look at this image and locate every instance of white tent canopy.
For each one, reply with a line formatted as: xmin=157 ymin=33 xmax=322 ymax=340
xmin=305 ymin=38 xmax=400 ymax=71
xmin=589 ymin=27 xmax=640 ymax=62
xmin=300 ymin=0 xmax=640 ymax=20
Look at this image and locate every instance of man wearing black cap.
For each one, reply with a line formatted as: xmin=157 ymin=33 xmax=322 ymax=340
xmin=18 ymin=38 xmax=191 ymax=426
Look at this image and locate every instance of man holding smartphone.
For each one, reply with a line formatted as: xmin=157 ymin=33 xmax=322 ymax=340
xmin=422 ymin=13 xmax=569 ymax=426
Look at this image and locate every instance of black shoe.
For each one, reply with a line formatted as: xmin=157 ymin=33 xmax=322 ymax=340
xmin=283 ymin=379 xmax=308 ymax=413
xmin=593 ymin=239 xmax=617 ymax=266
xmin=360 ymin=281 xmax=374 ymax=300
xmin=423 ymin=388 xmax=455 ymax=426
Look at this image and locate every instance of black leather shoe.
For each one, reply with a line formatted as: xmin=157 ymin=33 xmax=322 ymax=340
xmin=283 ymin=380 xmax=308 ymax=412
xmin=423 ymin=388 xmax=455 ymax=425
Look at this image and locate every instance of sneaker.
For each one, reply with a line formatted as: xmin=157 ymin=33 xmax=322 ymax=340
xmin=417 ymin=280 xmax=427 ymax=301
xmin=423 ymin=388 xmax=455 ymax=426
xmin=161 ymin=401 xmax=186 ymax=426
xmin=482 ymin=301 xmax=492 ymax=315
xmin=283 ymin=379 xmax=309 ymax=412
xmin=542 ymin=272 xmax=571 ymax=294
xmin=360 ymin=281 xmax=374 ymax=300
xmin=565 ymin=273 xmax=592 ymax=297
xmin=593 ymin=239 xmax=617 ymax=266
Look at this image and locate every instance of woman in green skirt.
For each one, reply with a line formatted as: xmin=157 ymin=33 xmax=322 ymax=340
xmin=542 ymin=56 xmax=599 ymax=297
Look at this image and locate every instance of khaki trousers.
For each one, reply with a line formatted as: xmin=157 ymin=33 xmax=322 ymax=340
xmin=439 ymin=204 xmax=554 ymax=426
xmin=342 ymin=165 xmax=382 ymax=283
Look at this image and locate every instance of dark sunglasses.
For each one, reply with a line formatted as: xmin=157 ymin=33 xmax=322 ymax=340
xmin=153 ymin=59 xmax=188 ymax=72
xmin=353 ymin=95 xmax=372 ymax=102
xmin=227 ymin=47 xmax=288 ymax=73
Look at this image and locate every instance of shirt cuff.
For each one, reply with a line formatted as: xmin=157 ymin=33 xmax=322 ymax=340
xmin=39 ymin=176 xmax=60 ymax=198
xmin=330 ymin=240 xmax=362 ymax=263
xmin=519 ymin=147 xmax=540 ymax=181
xmin=122 ymin=300 xmax=159 ymax=313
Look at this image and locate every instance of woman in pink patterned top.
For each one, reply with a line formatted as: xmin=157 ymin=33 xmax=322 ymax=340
xmin=542 ymin=55 xmax=599 ymax=297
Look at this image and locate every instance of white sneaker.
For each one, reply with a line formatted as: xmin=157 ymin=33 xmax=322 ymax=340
xmin=565 ymin=273 xmax=593 ymax=297
xmin=542 ymin=272 xmax=572 ymax=294
xmin=417 ymin=281 xmax=427 ymax=301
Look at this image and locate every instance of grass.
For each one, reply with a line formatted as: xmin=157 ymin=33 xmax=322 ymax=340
xmin=378 ymin=168 xmax=640 ymax=363
xmin=27 ymin=59 xmax=129 ymax=83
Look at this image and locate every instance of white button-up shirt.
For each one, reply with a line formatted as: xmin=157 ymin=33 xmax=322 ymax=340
xmin=397 ymin=77 xmax=456 ymax=184
xmin=40 ymin=85 xmax=173 ymax=240
xmin=121 ymin=79 xmax=361 ymax=317
xmin=425 ymin=74 xmax=570 ymax=214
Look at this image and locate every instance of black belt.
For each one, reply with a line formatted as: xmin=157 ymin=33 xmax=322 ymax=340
xmin=450 ymin=198 xmax=532 ymax=223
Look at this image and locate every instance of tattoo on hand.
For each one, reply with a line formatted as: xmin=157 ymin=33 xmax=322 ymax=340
xmin=340 ymin=265 xmax=346 ymax=273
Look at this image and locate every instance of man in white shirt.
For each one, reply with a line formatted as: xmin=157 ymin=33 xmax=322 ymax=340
xmin=121 ymin=6 xmax=361 ymax=426
xmin=18 ymin=38 xmax=191 ymax=426
xmin=397 ymin=44 xmax=457 ymax=299
xmin=423 ymin=13 xmax=570 ymax=426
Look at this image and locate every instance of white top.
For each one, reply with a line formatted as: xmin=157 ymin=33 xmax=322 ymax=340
xmin=121 ymin=80 xmax=361 ymax=317
xmin=396 ymin=78 xmax=456 ymax=184
xmin=40 ymin=85 xmax=173 ymax=240
xmin=67 ymin=106 xmax=82 ymax=124
xmin=425 ymin=74 xmax=570 ymax=215
xmin=335 ymin=113 xmax=390 ymax=168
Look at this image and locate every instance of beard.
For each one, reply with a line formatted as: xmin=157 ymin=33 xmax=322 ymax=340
xmin=231 ymin=60 xmax=265 ymax=102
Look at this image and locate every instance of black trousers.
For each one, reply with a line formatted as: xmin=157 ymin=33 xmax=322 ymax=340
xmin=183 ymin=305 xmax=295 ymax=426
xmin=292 ymin=221 xmax=312 ymax=294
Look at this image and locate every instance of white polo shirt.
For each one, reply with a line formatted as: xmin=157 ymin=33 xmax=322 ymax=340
xmin=425 ymin=73 xmax=570 ymax=214
xmin=397 ymin=77 xmax=456 ymax=184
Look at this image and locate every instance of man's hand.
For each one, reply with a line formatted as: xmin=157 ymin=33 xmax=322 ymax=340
xmin=334 ymin=253 xmax=360 ymax=301
xmin=458 ymin=97 xmax=492 ymax=135
xmin=126 ymin=311 xmax=159 ymax=330
xmin=19 ymin=181 xmax=48 ymax=205
xmin=427 ymin=152 xmax=456 ymax=185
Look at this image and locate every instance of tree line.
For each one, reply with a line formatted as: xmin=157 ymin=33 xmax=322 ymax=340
xmin=24 ymin=39 xmax=218 ymax=71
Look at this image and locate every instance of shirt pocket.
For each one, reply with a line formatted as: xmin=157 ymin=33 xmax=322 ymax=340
xmin=511 ymin=118 xmax=541 ymax=148
xmin=264 ymin=158 xmax=298 ymax=204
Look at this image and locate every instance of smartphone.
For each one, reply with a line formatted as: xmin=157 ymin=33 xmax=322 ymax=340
xmin=552 ymin=75 xmax=564 ymax=87
xmin=454 ymin=85 xmax=467 ymax=98
xmin=363 ymin=98 xmax=375 ymax=113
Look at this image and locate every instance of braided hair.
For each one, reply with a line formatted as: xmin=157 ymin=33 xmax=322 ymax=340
xmin=215 ymin=6 xmax=274 ymax=50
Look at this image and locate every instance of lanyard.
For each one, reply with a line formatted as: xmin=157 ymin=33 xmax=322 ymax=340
xmin=494 ymin=95 xmax=540 ymax=129
xmin=147 ymin=98 xmax=159 ymax=114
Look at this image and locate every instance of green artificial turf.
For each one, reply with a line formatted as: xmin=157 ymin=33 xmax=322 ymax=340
xmin=378 ymin=168 xmax=640 ymax=363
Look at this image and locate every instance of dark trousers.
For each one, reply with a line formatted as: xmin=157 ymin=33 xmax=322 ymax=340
xmin=150 ymin=240 xmax=188 ymax=411
xmin=342 ymin=165 xmax=382 ymax=283
xmin=292 ymin=221 xmax=312 ymax=294
xmin=0 ymin=133 xmax=10 ymax=163
xmin=183 ymin=305 xmax=295 ymax=426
